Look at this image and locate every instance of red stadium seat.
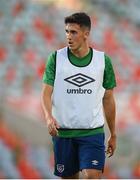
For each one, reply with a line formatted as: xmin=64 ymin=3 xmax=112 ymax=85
xmin=13 ymin=30 xmax=25 ymax=45
xmin=36 ymin=60 xmax=45 ymax=79
xmin=43 ymin=24 xmax=55 ymax=43
xmin=23 ymin=49 xmax=37 ymax=68
xmin=103 ymin=28 xmax=119 ymax=55
xmin=0 ymin=170 xmax=6 ymax=179
xmin=0 ymin=121 xmax=24 ymax=150
xmin=33 ymin=17 xmax=45 ymax=32
xmin=17 ymin=156 xmax=42 ymax=179
xmin=12 ymin=1 xmax=24 ymax=16
xmin=0 ymin=47 xmax=7 ymax=62
xmin=132 ymin=161 xmax=140 ymax=178
xmin=5 ymin=67 xmax=16 ymax=83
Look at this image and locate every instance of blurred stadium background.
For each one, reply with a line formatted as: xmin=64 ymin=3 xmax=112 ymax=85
xmin=0 ymin=0 xmax=140 ymax=178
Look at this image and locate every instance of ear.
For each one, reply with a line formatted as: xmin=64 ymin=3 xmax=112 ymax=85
xmin=84 ymin=30 xmax=90 ymax=39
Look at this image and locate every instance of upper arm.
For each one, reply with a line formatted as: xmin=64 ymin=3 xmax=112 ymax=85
xmin=103 ymin=55 xmax=116 ymax=89
xmin=42 ymin=51 xmax=56 ymax=86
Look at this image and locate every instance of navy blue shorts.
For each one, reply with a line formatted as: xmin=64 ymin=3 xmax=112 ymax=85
xmin=52 ymin=133 xmax=105 ymax=177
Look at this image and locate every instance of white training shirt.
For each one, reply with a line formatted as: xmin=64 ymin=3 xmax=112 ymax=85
xmin=52 ymin=47 xmax=105 ymax=129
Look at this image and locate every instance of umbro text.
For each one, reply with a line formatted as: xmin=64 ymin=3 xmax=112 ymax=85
xmin=67 ymin=88 xmax=92 ymax=94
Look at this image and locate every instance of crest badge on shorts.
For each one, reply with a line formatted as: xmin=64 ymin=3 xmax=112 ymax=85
xmin=57 ymin=164 xmax=64 ymax=173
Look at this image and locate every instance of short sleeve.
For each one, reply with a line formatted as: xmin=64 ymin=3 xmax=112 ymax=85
xmin=103 ymin=54 xmax=117 ymax=89
xmin=42 ymin=51 xmax=56 ymax=86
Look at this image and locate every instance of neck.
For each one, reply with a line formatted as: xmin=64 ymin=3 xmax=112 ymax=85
xmin=70 ymin=43 xmax=90 ymax=58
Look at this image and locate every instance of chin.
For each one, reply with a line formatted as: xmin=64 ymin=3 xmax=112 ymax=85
xmin=68 ymin=46 xmax=76 ymax=51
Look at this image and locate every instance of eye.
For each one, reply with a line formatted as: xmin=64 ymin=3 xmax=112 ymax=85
xmin=71 ymin=30 xmax=77 ymax=35
xmin=65 ymin=29 xmax=69 ymax=34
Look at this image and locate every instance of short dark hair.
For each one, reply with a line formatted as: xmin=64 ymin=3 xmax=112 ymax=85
xmin=64 ymin=12 xmax=91 ymax=30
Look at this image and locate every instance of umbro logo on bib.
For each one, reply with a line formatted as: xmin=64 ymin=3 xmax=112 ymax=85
xmin=64 ymin=73 xmax=95 ymax=87
xmin=64 ymin=73 xmax=95 ymax=94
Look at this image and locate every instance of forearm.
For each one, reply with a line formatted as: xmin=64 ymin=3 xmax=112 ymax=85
xmin=103 ymin=90 xmax=116 ymax=136
xmin=41 ymin=94 xmax=52 ymax=119
xmin=41 ymin=84 xmax=53 ymax=120
xmin=41 ymin=84 xmax=59 ymax=136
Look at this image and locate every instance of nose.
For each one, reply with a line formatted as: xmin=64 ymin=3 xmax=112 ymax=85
xmin=66 ymin=32 xmax=72 ymax=40
xmin=67 ymin=36 xmax=72 ymax=41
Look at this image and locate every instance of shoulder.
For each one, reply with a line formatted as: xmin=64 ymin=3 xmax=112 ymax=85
xmin=57 ymin=46 xmax=67 ymax=55
xmin=46 ymin=51 xmax=57 ymax=67
xmin=104 ymin=54 xmax=112 ymax=63
xmin=47 ymin=47 xmax=67 ymax=66
xmin=92 ymin=48 xmax=104 ymax=55
xmin=92 ymin=48 xmax=113 ymax=65
xmin=48 ymin=51 xmax=57 ymax=60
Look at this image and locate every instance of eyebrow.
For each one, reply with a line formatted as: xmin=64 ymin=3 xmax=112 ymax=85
xmin=65 ymin=29 xmax=77 ymax=33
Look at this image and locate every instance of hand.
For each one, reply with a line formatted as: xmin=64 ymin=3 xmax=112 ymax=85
xmin=106 ymin=134 xmax=116 ymax=158
xmin=46 ymin=116 xmax=60 ymax=136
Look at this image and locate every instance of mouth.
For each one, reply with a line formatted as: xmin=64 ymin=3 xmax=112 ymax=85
xmin=68 ymin=41 xmax=74 ymax=46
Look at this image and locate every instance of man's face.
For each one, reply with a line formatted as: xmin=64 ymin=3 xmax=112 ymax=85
xmin=65 ymin=23 xmax=89 ymax=51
